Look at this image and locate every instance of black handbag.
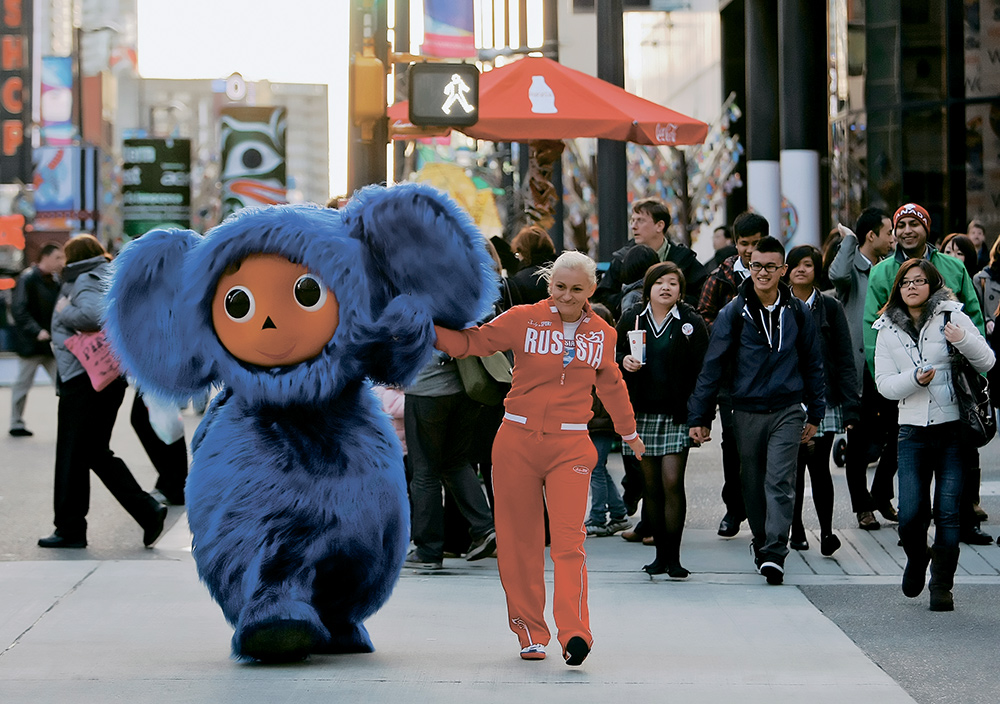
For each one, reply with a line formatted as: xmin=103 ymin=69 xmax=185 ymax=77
xmin=944 ymin=312 xmax=997 ymax=447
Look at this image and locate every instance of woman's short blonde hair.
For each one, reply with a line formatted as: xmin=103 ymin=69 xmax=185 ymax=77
xmin=540 ymin=250 xmax=597 ymax=286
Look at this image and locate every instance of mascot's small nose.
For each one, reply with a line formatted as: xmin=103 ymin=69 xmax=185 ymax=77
xmin=262 ymin=316 xmax=277 ymax=330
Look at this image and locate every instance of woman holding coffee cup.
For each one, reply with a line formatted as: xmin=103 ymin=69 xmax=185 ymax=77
xmin=617 ymin=261 xmax=709 ymax=577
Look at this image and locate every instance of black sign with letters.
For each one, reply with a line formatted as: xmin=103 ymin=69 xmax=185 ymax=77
xmin=121 ymin=138 xmax=191 ymax=239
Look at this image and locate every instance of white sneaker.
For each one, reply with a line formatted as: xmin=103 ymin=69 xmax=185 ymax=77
xmin=520 ymin=643 xmax=546 ymax=660
xmin=760 ymin=561 xmax=784 ymax=585
xmin=585 ymin=523 xmax=608 ymax=537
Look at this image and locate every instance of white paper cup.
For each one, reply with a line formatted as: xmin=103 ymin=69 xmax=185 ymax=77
xmin=627 ymin=329 xmax=646 ymax=365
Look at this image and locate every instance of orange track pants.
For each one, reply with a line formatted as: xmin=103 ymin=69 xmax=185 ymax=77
xmin=492 ymin=422 xmax=597 ymax=653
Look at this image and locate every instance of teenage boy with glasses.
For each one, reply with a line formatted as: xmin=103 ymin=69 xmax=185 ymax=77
xmin=697 ymin=212 xmax=767 ymax=539
xmin=688 ymin=235 xmax=826 ymax=585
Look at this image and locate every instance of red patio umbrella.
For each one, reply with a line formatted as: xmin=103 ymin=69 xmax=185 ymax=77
xmin=389 ymin=56 xmax=708 ymax=146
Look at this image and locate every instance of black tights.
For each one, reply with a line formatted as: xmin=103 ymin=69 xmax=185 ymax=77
xmin=640 ymin=450 xmax=689 ymax=574
xmin=793 ymin=432 xmax=835 ymax=537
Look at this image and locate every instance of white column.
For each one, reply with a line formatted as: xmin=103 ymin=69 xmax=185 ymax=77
xmin=748 ymin=159 xmax=782 ymax=236
xmin=780 ymin=149 xmax=821 ymax=248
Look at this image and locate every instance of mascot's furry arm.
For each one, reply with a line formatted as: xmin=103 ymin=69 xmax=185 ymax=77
xmin=105 ymin=183 xmax=496 ymax=663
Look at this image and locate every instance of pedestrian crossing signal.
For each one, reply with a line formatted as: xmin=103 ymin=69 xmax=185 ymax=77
xmin=408 ymin=63 xmax=479 ymax=128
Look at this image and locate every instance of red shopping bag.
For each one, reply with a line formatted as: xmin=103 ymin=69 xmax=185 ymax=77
xmin=63 ymin=330 xmax=122 ymax=392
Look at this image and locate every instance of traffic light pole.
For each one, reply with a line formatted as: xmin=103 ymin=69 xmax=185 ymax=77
xmin=348 ymin=0 xmax=389 ymax=194
xmin=596 ymin=0 xmax=626 ymax=262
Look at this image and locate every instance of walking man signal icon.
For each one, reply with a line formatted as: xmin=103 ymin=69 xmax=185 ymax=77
xmin=408 ymin=62 xmax=479 ymax=127
xmin=442 ymin=74 xmax=476 ymax=115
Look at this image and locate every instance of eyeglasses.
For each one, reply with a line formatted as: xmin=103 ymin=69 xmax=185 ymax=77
xmin=899 ymin=278 xmax=928 ymax=289
xmin=749 ymin=262 xmax=782 ymax=273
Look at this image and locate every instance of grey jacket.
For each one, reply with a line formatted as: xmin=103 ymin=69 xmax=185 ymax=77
xmin=827 ymin=231 xmax=872 ymax=379
xmin=972 ymin=267 xmax=1000 ymax=325
xmin=51 ymin=256 xmax=110 ymax=385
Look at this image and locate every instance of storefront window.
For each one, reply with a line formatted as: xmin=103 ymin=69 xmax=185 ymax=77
xmin=900 ymin=1 xmax=947 ymax=103
xmin=901 ymin=106 xmax=947 ymax=239
xmin=966 ymin=101 xmax=1000 ymax=235
xmin=866 ymin=109 xmax=900 ymax=212
xmin=964 ymin=1 xmax=1000 ymax=98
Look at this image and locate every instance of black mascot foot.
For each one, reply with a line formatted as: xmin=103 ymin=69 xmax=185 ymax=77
xmin=239 ymin=619 xmax=318 ymax=663
xmin=313 ymin=622 xmax=376 ymax=654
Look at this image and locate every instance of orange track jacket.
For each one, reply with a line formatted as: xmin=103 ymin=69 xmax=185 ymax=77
xmin=434 ymin=299 xmax=638 ymax=440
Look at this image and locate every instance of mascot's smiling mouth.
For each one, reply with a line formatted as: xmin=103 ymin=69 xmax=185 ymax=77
xmin=256 ymin=343 xmax=297 ymax=362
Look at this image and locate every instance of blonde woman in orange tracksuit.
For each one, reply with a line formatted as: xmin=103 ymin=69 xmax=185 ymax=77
xmin=435 ymin=251 xmax=644 ymax=667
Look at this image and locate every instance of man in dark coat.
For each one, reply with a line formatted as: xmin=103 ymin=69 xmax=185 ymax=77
xmin=593 ymin=198 xmax=705 ymax=317
xmin=688 ymin=236 xmax=826 ymax=586
xmin=9 ymin=242 xmax=64 ymax=436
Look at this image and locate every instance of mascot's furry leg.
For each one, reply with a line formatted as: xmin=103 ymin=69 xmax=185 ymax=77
xmin=187 ymin=391 xmax=411 ymax=663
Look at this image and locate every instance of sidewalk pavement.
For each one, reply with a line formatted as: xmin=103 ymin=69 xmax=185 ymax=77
xmin=0 ymin=514 xmax=936 ymax=704
xmin=1 ymin=357 xmax=996 ymax=701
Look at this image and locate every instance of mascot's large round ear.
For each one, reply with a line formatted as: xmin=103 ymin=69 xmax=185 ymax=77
xmin=341 ymin=183 xmax=497 ymax=328
xmin=105 ymin=229 xmax=214 ymax=400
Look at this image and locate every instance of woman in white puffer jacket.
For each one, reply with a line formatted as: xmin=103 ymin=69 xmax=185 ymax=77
xmin=873 ymin=259 xmax=994 ymax=613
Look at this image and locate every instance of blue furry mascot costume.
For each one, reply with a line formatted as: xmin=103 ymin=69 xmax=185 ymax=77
xmin=104 ymin=183 xmax=496 ymax=663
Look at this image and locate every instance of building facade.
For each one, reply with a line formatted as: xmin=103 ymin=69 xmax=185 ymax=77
xmin=829 ymin=0 xmax=1000 ymax=242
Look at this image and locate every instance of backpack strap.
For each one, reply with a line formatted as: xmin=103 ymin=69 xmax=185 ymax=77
xmin=944 ymin=310 xmax=956 ymax=354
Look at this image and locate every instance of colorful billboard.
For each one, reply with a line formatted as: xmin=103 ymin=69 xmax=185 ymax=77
xmin=422 ymin=0 xmax=475 ymax=58
xmin=121 ymin=138 xmax=191 ymax=239
xmin=40 ymin=56 xmax=76 ymax=146
xmin=219 ymin=106 xmax=287 ymax=218
xmin=0 ymin=0 xmax=33 ymax=184
xmin=32 ymin=146 xmax=99 ymax=232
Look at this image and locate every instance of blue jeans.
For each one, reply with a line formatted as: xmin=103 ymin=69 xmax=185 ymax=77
xmin=587 ymin=433 xmax=627 ymax=525
xmin=896 ymin=422 xmax=964 ymax=551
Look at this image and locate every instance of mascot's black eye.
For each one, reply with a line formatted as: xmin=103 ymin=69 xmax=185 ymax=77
xmin=294 ymin=274 xmax=327 ymax=311
xmin=224 ymin=286 xmax=255 ymax=322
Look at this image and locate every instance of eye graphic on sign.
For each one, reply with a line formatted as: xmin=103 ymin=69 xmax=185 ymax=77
xmin=219 ymin=107 xmax=288 ymax=217
xmin=221 ymin=139 xmax=284 ymax=180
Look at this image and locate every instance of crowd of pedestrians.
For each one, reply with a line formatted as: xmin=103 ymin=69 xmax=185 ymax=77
xmin=425 ymin=199 xmax=997 ymax=620
xmin=5 ymin=196 xmax=999 ymax=661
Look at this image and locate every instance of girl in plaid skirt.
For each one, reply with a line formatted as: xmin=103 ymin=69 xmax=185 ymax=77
xmin=785 ymin=245 xmax=860 ymax=556
xmin=618 ymin=262 xmax=709 ymax=577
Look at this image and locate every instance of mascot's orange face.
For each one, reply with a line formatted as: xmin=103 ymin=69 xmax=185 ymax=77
xmin=212 ymin=254 xmax=339 ymax=366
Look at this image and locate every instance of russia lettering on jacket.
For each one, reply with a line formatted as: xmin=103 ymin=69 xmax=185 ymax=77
xmin=523 ymin=327 xmax=604 ymax=368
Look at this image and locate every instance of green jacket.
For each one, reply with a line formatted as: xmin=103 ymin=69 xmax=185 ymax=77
xmin=863 ymin=246 xmax=985 ymax=372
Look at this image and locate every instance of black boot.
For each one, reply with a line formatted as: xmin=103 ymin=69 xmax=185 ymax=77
xmin=928 ymin=546 xmax=960 ymax=612
xmin=643 ymin=532 xmax=689 ymax=578
xmin=901 ymin=541 xmax=931 ymax=598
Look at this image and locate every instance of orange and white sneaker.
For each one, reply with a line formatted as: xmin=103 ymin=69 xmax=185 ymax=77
xmin=520 ymin=643 xmax=546 ymax=660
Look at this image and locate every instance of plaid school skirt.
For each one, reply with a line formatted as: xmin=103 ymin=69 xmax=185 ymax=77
xmin=817 ymin=404 xmax=844 ymax=435
xmin=623 ymin=412 xmax=694 ymax=457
